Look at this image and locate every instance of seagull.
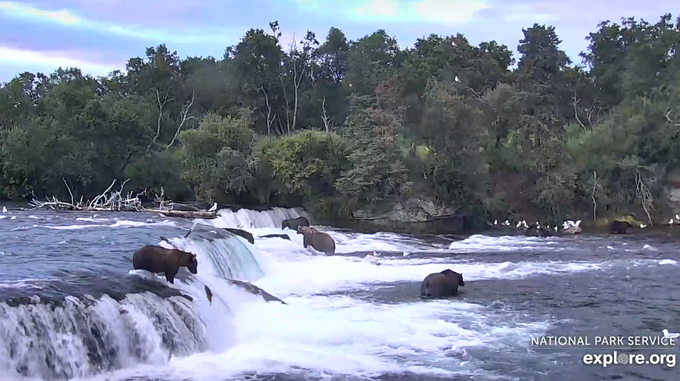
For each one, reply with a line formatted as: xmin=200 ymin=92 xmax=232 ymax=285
xmin=454 ymin=76 xmax=460 ymax=82
xmin=502 ymin=220 xmax=510 ymax=226
xmin=662 ymin=329 xmax=680 ymax=339
xmin=670 ymin=218 xmax=674 ymax=225
xmin=1 ymin=206 xmax=6 ymax=213
xmin=640 ymin=224 xmax=648 ymax=228
xmin=208 ymin=203 xmax=218 ymax=212
xmin=494 ymin=219 xmax=498 ymax=225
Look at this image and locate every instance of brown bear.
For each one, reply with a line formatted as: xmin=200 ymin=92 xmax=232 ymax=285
xmin=610 ymin=220 xmax=632 ymax=234
xmin=132 ymin=245 xmax=198 ymax=284
xmin=297 ymin=226 xmax=336 ymax=255
xmin=282 ymin=216 xmax=310 ymax=231
xmin=420 ymin=269 xmax=465 ymax=298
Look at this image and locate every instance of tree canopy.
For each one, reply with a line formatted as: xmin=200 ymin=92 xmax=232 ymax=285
xmin=1 ymin=14 xmax=679 ymax=225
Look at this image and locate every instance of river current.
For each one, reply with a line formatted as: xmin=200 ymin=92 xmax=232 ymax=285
xmin=0 ymin=206 xmax=678 ymax=381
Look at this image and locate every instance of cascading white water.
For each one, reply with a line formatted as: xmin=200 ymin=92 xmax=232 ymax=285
xmin=170 ymin=222 xmax=267 ymax=280
xmin=0 ymin=222 xmax=274 ymax=381
xmin=0 ymin=292 xmax=206 ymax=381
xmin=206 ymin=206 xmax=309 ymax=229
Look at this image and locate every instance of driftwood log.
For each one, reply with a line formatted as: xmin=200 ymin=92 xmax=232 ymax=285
xmin=159 ymin=210 xmax=217 ymax=219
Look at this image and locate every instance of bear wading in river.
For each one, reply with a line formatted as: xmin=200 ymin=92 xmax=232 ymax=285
xmin=297 ymin=226 xmax=336 ymax=255
xmin=132 ymin=245 xmax=198 ymax=284
xmin=420 ymin=269 xmax=465 ymax=298
xmin=281 ymin=216 xmax=309 ymax=231
xmin=610 ymin=220 xmax=632 ymax=234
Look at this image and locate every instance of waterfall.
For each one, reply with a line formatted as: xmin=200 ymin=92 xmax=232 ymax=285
xmin=0 ymin=223 xmax=273 ymax=381
xmin=165 ymin=222 xmax=267 ymax=281
xmin=206 ymin=206 xmax=309 ymax=229
xmin=0 ymin=291 xmax=205 ymax=380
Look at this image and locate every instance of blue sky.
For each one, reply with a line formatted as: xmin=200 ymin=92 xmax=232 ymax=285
xmin=0 ymin=0 xmax=675 ymax=82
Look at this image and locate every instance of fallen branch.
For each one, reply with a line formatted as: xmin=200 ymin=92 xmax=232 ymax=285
xmin=30 ymin=178 xmax=146 ymax=212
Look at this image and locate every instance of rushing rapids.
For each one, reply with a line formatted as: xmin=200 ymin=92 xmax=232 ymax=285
xmin=0 ymin=206 xmax=679 ymax=381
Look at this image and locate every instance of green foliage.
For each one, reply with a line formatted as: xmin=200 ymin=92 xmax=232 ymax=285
xmin=1 ymin=14 xmax=679 ymax=225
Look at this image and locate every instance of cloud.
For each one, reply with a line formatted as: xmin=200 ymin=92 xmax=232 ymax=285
xmin=0 ymin=1 xmax=80 ymax=25
xmin=0 ymin=46 xmax=119 ymax=79
xmin=0 ymin=1 xmax=238 ymax=44
xmin=347 ymin=0 xmax=491 ymax=24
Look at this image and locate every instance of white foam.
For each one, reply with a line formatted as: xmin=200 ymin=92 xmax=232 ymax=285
xmin=208 ymin=207 xmax=309 ymax=229
xmin=71 ymin=293 xmax=550 ymax=381
xmin=42 ymin=219 xmax=177 ymax=230
xmin=448 ymin=234 xmax=565 ymax=252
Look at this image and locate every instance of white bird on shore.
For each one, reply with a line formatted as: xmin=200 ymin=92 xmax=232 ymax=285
xmin=562 ymin=221 xmax=570 ymax=230
xmin=208 ymin=202 xmax=217 ymax=212
xmin=575 ymin=220 xmax=581 ymax=227
xmin=1 ymin=206 xmax=6 ymax=213
xmin=494 ymin=219 xmax=498 ymax=225
xmin=676 ymin=214 xmax=680 ymax=220
xmin=553 ymin=226 xmax=558 ymax=232
xmin=662 ymin=329 xmax=680 ymax=339
xmin=502 ymin=220 xmax=510 ymax=226
xmin=669 ymin=218 xmax=674 ymax=225
xmin=640 ymin=224 xmax=648 ymax=228
xmin=516 ymin=220 xmax=528 ymax=229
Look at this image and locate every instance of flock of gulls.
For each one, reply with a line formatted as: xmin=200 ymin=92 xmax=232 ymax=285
xmin=492 ymin=213 xmax=680 ymax=233
xmin=492 ymin=218 xmax=584 ymax=233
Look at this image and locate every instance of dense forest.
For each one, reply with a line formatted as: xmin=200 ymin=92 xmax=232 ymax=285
xmin=1 ymin=14 xmax=679 ymax=227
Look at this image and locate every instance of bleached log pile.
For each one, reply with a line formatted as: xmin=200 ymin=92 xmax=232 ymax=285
xmin=29 ymin=178 xmax=217 ymax=218
xmin=30 ymin=179 xmax=144 ymax=211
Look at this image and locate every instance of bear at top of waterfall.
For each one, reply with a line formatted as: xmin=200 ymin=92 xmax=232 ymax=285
xmin=420 ymin=269 xmax=465 ymax=298
xmin=132 ymin=245 xmax=198 ymax=284
xmin=297 ymin=225 xmax=336 ymax=255
xmin=281 ymin=216 xmax=310 ymax=231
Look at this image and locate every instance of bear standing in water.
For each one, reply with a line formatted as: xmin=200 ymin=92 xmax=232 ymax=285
xmin=132 ymin=245 xmax=198 ymax=284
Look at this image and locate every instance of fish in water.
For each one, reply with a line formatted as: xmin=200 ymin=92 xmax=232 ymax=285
xmin=204 ymin=285 xmax=213 ymax=305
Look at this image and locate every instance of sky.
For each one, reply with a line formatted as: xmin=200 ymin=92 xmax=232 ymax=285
xmin=0 ymin=0 xmax=676 ymax=82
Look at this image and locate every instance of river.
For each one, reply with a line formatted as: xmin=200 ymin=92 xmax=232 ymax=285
xmin=0 ymin=206 xmax=678 ymax=381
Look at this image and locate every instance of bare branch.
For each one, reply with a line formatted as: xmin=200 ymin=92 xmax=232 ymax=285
xmin=148 ymin=87 xmax=173 ymax=152
xmin=634 ymin=167 xmax=654 ymax=225
xmin=62 ymin=177 xmax=74 ymax=206
xmin=166 ymin=90 xmax=196 ymax=150
xmin=280 ymin=76 xmax=291 ymax=133
xmin=321 ymin=95 xmax=333 ymax=133
xmin=665 ymin=110 xmax=680 ymax=126
xmin=260 ymin=85 xmax=275 ymax=135
xmin=572 ymin=89 xmax=586 ymax=130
